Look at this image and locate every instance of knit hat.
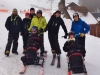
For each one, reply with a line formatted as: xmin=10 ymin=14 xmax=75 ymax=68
xmin=30 ymin=8 xmax=35 ymax=11
xmin=37 ymin=10 xmax=42 ymax=14
xmin=25 ymin=12 xmax=30 ymax=16
xmin=73 ymin=13 xmax=79 ymax=18
xmin=12 ymin=8 xmax=17 ymax=12
xmin=55 ymin=10 xmax=61 ymax=14
xmin=68 ymin=32 xmax=75 ymax=37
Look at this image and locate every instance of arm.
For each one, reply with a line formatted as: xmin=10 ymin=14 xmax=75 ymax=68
xmin=19 ymin=17 xmax=23 ymax=33
xmin=71 ymin=22 xmax=74 ymax=32
xmin=28 ymin=18 xmax=34 ymax=31
xmin=63 ymin=41 xmax=69 ymax=52
xmin=82 ymin=21 xmax=90 ymax=34
xmin=5 ymin=16 xmax=11 ymax=30
xmin=41 ymin=17 xmax=47 ymax=30
xmin=60 ymin=18 xmax=68 ymax=35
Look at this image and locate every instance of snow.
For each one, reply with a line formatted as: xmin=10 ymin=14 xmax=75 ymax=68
xmin=67 ymin=9 xmax=98 ymax=24
xmin=0 ymin=0 xmax=100 ymax=75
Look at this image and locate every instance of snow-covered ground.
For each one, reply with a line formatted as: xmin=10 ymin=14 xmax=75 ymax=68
xmin=0 ymin=0 xmax=100 ymax=75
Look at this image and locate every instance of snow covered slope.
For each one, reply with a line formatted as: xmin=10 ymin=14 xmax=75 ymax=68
xmin=0 ymin=0 xmax=100 ymax=75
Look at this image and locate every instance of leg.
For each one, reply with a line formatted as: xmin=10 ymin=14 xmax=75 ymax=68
xmin=5 ymin=34 xmax=13 ymax=55
xmin=48 ymin=32 xmax=55 ymax=53
xmin=53 ymin=34 xmax=61 ymax=54
xmin=40 ymin=34 xmax=45 ymax=55
xmin=12 ymin=34 xmax=19 ymax=54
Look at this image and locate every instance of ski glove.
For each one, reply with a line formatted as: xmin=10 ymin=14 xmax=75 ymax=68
xmin=80 ymin=33 xmax=85 ymax=37
xmin=39 ymin=28 xmax=44 ymax=33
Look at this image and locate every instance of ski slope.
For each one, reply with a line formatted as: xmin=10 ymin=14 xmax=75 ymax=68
xmin=0 ymin=0 xmax=100 ymax=75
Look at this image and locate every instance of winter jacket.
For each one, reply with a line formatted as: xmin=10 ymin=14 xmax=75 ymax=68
xmin=22 ymin=18 xmax=31 ymax=35
xmin=63 ymin=38 xmax=83 ymax=52
xmin=28 ymin=16 xmax=47 ymax=33
xmin=26 ymin=33 xmax=41 ymax=51
xmin=46 ymin=14 xmax=68 ymax=35
xmin=5 ymin=15 xmax=23 ymax=34
xmin=30 ymin=13 xmax=36 ymax=21
xmin=71 ymin=18 xmax=90 ymax=38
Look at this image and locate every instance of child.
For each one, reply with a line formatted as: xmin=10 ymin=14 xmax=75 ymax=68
xmin=21 ymin=26 xmax=41 ymax=66
xmin=63 ymin=32 xmax=87 ymax=74
xmin=21 ymin=12 xmax=31 ymax=54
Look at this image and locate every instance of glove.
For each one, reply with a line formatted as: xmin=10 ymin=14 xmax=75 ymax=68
xmin=80 ymin=33 xmax=85 ymax=37
xmin=63 ymin=33 xmax=68 ymax=39
xmin=44 ymin=28 xmax=48 ymax=32
xmin=39 ymin=28 xmax=44 ymax=33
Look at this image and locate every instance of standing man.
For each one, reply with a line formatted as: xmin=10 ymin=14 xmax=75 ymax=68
xmin=71 ymin=13 xmax=90 ymax=58
xmin=45 ymin=10 xmax=68 ymax=68
xmin=30 ymin=8 xmax=36 ymax=20
xmin=5 ymin=8 xmax=23 ymax=56
xmin=28 ymin=10 xmax=47 ymax=57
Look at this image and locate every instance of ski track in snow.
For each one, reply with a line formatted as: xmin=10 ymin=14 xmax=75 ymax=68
xmin=0 ymin=0 xmax=100 ymax=75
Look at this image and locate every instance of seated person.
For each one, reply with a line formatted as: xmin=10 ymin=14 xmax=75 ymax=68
xmin=21 ymin=26 xmax=41 ymax=66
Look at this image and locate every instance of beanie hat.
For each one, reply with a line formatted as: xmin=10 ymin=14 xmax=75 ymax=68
xmin=30 ymin=8 xmax=35 ymax=11
xmin=68 ymin=32 xmax=75 ymax=37
xmin=37 ymin=10 xmax=42 ymax=14
xmin=13 ymin=8 xmax=17 ymax=12
xmin=73 ymin=13 xmax=79 ymax=18
xmin=55 ymin=10 xmax=61 ymax=14
xmin=25 ymin=12 xmax=30 ymax=16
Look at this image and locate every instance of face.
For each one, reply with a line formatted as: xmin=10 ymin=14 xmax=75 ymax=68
xmin=74 ymin=16 xmax=78 ymax=21
xmin=37 ymin=13 xmax=42 ymax=18
xmin=69 ymin=35 xmax=74 ymax=39
xmin=31 ymin=29 xmax=37 ymax=34
xmin=30 ymin=10 xmax=35 ymax=14
xmin=13 ymin=11 xmax=17 ymax=15
xmin=25 ymin=15 xmax=30 ymax=18
xmin=55 ymin=13 xmax=61 ymax=17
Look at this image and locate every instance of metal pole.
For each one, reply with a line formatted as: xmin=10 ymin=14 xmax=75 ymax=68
xmin=51 ymin=0 xmax=52 ymax=10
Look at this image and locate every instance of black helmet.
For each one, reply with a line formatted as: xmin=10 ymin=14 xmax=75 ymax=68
xmin=37 ymin=10 xmax=42 ymax=14
xmin=73 ymin=13 xmax=79 ymax=18
xmin=55 ymin=10 xmax=61 ymax=14
xmin=30 ymin=8 xmax=35 ymax=11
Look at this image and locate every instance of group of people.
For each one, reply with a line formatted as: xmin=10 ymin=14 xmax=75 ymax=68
xmin=4 ymin=7 xmax=90 ymax=66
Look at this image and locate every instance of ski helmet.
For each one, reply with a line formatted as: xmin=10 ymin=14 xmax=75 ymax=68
xmin=55 ymin=10 xmax=61 ymax=14
xmin=31 ymin=26 xmax=38 ymax=34
xmin=73 ymin=13 xmax=79 ymax=18
xmin=37 ymin=10 xmax=42 ymax=14
xmin=30 ymin=8 xmax=35 ymax=11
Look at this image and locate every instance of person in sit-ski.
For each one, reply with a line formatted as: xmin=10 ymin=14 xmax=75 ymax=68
xmin=21 ymin=26 xmax=41 ymax=65
xmin=63 ymin=32 xmax=83 ymax=56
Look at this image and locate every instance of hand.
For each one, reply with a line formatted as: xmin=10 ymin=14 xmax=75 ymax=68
xmin=39 ymin=28 xmax=43 ymax=33
xmin=20 ymin=33 xmax=23 ymax=36
xmin=62 ymin=35 xmax=67 ymax=39
xmin=80 ymin=33 xmax=85 ymax=37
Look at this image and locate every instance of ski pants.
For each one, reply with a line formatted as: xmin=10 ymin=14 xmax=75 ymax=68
xmin=39 ymin=34 xmax=45 ymax=55
xmin=22 ymin=34 xmax=29 ymax=50
xmin=48 ymin=32 xmax=61 ymax=54
xmin=5 ymin=33 xmax=19 ymax=52
xmin=76 ymin=36 xmax=86 ymax=57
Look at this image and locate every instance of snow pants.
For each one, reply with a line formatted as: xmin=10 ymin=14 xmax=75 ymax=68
xmin=39 ymin=34 xmax=45 ymax=55
xmin=48 ymin=32 xmax=61 ymax=54
xmin=76 ymin=36 xmax=86 ymax=57
xmin=22 ymin=33 xmax=29 ymax=50
xmin=5 ymin=33 xmax=19 ymax=53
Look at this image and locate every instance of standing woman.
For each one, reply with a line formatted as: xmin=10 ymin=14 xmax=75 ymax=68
xmin=71 ymin=13 xmax=90 ymax=58
xmin=21 ymin=12 xmax=31 ymax=54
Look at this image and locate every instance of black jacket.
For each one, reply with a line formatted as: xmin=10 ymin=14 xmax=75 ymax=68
xmin=46 ymin=15 xmax=68 ymax=35
xmin=22 ymin=18 xmax=31 ymax=35
xmin=63 ymin=39 xmax=83 ymax=53
xmin=5 ymin=15 xmax=22 ymax=34
xmin=30 ymin=13 xmax=36 ymax=21
xmin=26 ymin=33 xmax=41 ymax=50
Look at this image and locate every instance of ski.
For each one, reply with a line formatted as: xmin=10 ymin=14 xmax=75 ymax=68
xmin=19 ymin=66 xmax=27 ymax=74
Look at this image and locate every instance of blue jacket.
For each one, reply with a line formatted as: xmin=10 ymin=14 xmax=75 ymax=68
xmin=71 ymin=18 xmax=90 ymax=38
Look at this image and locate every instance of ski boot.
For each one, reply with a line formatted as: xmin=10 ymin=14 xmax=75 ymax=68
xmin=51 ymin=53 xmax=56 ymax=66
xmin=57 ymin=54 xmax=61 ymax=68
xmin=12 ymin=51 xmax=18 ymax=55
xmin=5 ymin=50 xmax=10 ymax=56
xmin=23 ymin=50 xmax=26 ymax=54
